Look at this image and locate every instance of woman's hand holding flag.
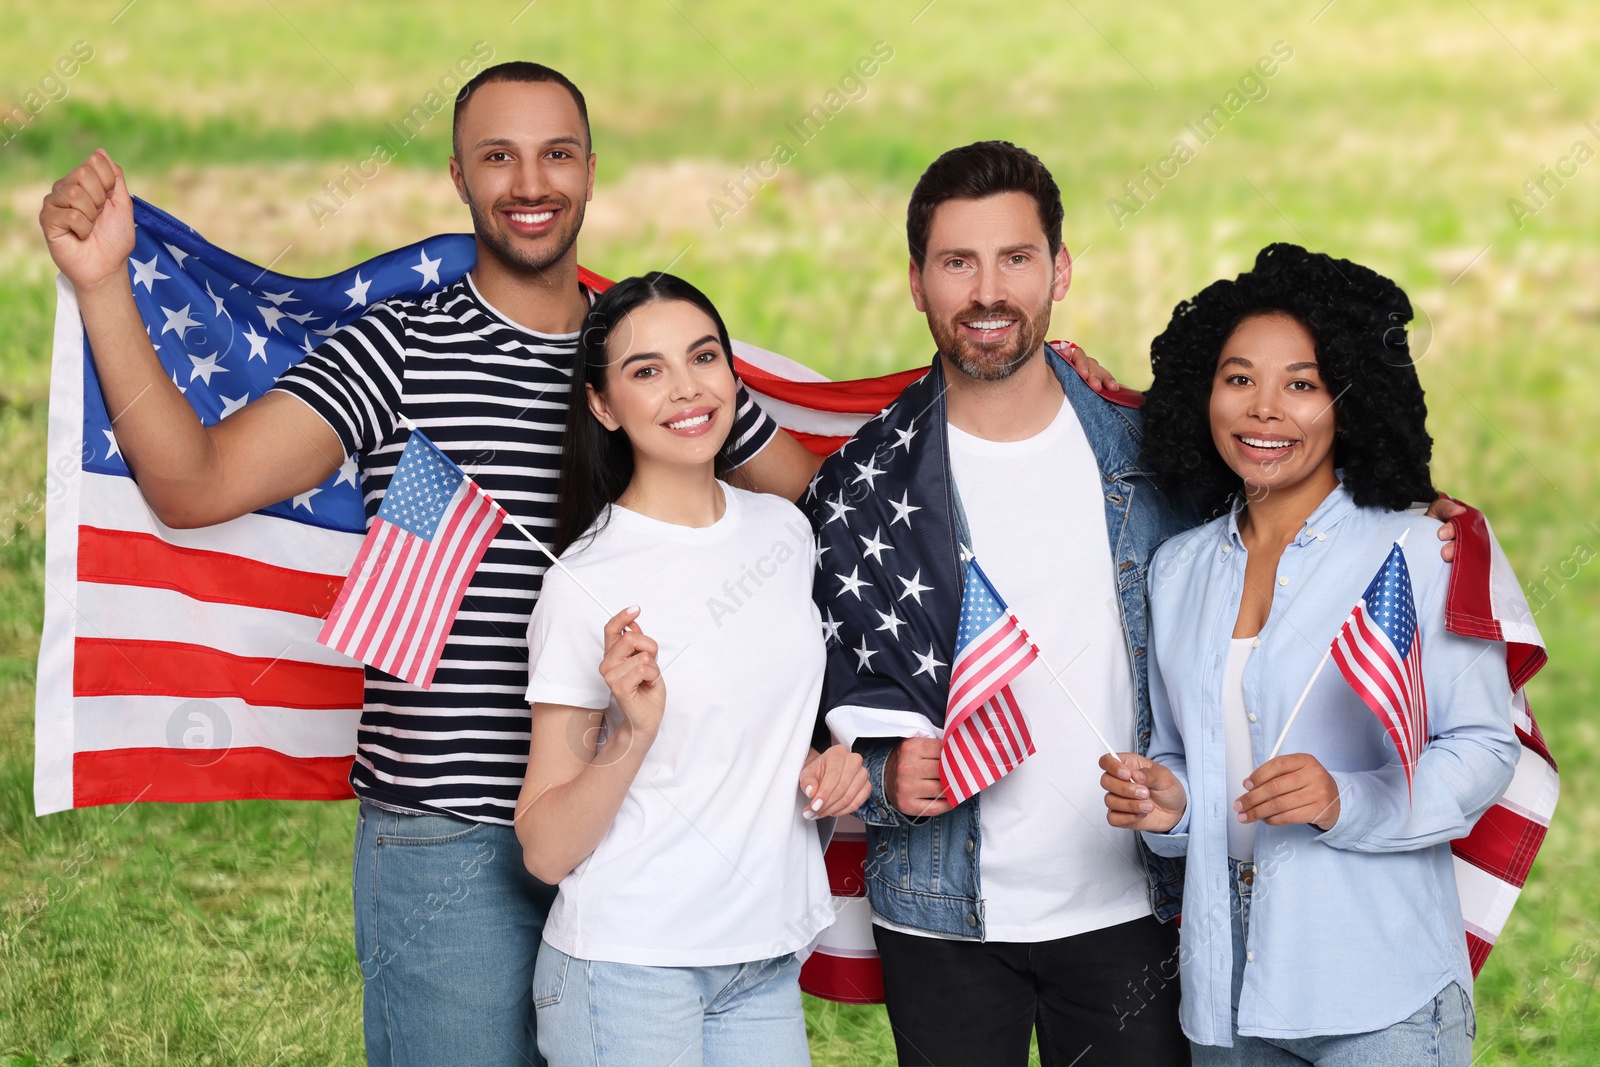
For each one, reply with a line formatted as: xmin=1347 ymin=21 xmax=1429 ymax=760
xmin=1099 ymin=752 xmax=1187 ymax=833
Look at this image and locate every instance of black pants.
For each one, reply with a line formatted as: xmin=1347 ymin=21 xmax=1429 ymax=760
xmin=874 ymin=915 xmax=1188 ymax=1067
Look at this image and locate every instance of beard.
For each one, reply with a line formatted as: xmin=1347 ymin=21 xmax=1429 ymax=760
xmin=928 ymin=291 xmax=1054 ymax=382
xmin=466 ymin=190 xmax=586 ymax=276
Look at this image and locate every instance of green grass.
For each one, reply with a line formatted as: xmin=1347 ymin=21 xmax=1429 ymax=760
xmin=3 ymin=1 xmax=1599 ymax=1063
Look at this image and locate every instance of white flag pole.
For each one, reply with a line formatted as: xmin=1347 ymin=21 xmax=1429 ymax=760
xmin=1267 ymin=647 xmax=1331 ymax=761
xmin=1030 ymin=644 xmax=1121 ymax=762
xmin=396 ymin=416 xmax=617 ymax=620
xmin=1267 ymin=528 xmax=1410 ymax=760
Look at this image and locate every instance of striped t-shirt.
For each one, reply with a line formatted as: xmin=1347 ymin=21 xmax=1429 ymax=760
xmin=271 ymin=274 xmax=777 ymax=824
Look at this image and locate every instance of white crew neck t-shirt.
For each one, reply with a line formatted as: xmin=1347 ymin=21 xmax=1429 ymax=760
xmin=1222 ymin=638 xmax=1257 ymax=861
xmin=525 ymin=484 xmax=833 ymax=966
xmin=939 ymin=398 xmax=1151 ymax=942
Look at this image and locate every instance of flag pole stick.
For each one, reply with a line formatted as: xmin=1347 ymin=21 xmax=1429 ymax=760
xmin=396 ymin=417 xmax=617 ymax=620
xmin=500 ymin=512 xmax=617 ymax=619
xmin=1267 ymin=647 xmax=1331 ymax=761
xmin=1030 ymin=646 xmax=1122 ymax=762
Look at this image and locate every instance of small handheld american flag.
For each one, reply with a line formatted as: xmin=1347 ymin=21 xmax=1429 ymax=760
xmin=940 ymin=559 xmax=1039 ymax=805
xmin=1330 ymin=535 xmax=1428 ymax=794
xmin=318 ymin=430 xmax=506 ymax=689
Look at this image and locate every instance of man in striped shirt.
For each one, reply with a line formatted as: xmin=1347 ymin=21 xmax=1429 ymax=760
xmin=39 ymin=62 xmax=820 ymax=1067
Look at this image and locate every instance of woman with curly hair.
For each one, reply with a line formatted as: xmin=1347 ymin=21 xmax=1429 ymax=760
xmin=1098 ymin=243 xmax=1520 ymax=1065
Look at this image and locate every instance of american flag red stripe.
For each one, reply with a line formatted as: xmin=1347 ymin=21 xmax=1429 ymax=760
xmin=77 ymin=526 xmax=341 ymax=617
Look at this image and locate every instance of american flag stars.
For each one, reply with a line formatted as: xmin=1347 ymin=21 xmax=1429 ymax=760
xmin=888 ymin=490 xmax=920 ymax=528
xmin=911 ymin=644 xmax=946 ymax=681
xmin=897 ymin=569 xmax=933 ymax=605
xmin=823 ymin=491 xmax=856 ymax=526
xmin=874 ymin=607 xmax=906 ymax=639
xmin=97 ymin=212 xmax=472 ymax=531
xmin=852 ymin=455 xmax=885 ymax=490
xmin=859 ymin=527 xmax=892 ymax=563
xmin=891 ymin=421 xmax=918 ymax=453
xmin=130 ymin=254 xmax=168 ymax=291
xmin=821 ymin=608 xmax=843 ymax=646
xmin=159 ymin=302 xmax=200 ymax=341
xmin=836 ymin=566 xmax=872 ymax=600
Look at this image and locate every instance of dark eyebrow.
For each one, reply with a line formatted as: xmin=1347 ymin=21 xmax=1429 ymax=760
xmin=473 ymin=135 xmax=586 ymax=153
xmin=620 ymin=351 xmax=662 ymax=370
xmin=1219 ymin=356 xmax=1253 ymax=369
xmin=1286 ymin=361 xmax=1321 ymax=372
xmin=930 ymin=241 xmax=1043 ymax=260
xmin=619 ymin=336 xmax=721 ymax=371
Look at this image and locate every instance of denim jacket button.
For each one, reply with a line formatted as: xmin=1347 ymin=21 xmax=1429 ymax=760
xmin=965 ymin=838 xmax=975 ymax=855
xmin=966 ymin=913 xmax=978 ymax=927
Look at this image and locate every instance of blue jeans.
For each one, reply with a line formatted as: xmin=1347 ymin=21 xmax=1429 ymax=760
xmin=1190 ymin=859 xmax=1476 ymax=1067
xmin=352 ymin=801 xmax=559 ymax=1067
xmin=533 ymin=943 xmax=810 ymax=1066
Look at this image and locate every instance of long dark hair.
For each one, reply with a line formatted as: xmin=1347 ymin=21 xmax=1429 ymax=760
xmin=1142 ymin=243 xmax=1434 ymax=518
xmin=553 ymin=273 xmax=740 ymax=555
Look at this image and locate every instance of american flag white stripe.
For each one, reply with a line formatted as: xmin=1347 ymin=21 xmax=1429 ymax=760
xmin=946 ymin=619 xmax=1036 ymax=723
xmin=943 ymin=686 xmax=1037 ymax=800
xmin=1332 ymin=623 xmax=1411 ymax=749
xmin=396 ymin=489 xmax=501 ymax=681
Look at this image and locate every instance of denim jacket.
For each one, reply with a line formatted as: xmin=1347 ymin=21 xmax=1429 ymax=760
xmin=810 ymin=347 xmax=1199 ymax=939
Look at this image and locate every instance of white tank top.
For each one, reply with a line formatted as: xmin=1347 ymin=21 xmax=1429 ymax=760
xmin=1223 ymin=638 xmax=1257 ymax=861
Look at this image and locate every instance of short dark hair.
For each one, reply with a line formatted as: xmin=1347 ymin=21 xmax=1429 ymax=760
xmin=1142 ymin=242 xmax=1435 ymax=518
xmin=553 ymin=273 xmax=740 ymax=556
xmin=452 ymin=61 xmax=591 ymax=161
xmin=905 ymin=141 xmax=1064 ymax=269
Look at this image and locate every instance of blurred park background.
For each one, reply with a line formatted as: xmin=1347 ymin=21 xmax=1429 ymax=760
xmin=1 ymin=1 xmax=1596 ymax=1063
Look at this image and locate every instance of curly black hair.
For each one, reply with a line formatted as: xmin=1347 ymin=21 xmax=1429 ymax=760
xmin=1142 ymin=242 xmax=1434 ymax=518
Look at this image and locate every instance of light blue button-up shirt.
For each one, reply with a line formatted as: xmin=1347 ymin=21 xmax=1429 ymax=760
xmin=1141 ymin=480 xmax=1518 ymax=1046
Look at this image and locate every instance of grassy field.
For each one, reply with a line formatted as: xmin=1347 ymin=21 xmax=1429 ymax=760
xmin=2 ymin=1 xmax=1597 ymax=1063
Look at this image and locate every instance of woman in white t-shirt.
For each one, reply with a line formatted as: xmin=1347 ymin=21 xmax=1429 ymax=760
xmin=514 ymin=273 xmax=869 ymax=1067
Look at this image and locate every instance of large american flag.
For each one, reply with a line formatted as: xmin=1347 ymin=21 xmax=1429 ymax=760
xmin=318 ymin=430 xmax=505 ymax=689
xmin=1330 ymin=536 xmax=1429 ymax=796
xmin=940 ymin=559 xmax=1038 ymax=805
xmin=34 ymin=196 xmax=909 ymax=816
xmin=36 ymin=198 xmax=1556 ymax=999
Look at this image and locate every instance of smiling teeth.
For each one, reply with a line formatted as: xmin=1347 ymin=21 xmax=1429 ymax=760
xmin=509 ymin=211 xmax=554 ymax=224
xmin=668 ymin=413 xmax=711 ymax=429
xmin=1242 ymin=437 xmax=1293 ymax=449
xmin=967 ymin=319 xmax=1014 ymax=330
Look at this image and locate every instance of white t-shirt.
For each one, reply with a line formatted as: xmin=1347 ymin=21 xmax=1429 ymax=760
xmin=525 ymin=484 xmax=834 ymax=966
xmin=930 ymin=397 xmax=1151 ymax=942
xmin=1223 ymin=638 xmax=1257 ymax=861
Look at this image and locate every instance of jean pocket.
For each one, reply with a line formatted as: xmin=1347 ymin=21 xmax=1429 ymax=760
xmin=1457 ymin=982 xmax=1477 ymax=1041
xmin=375 ymin=812 xmax=487 ymax=847
xmin=533 ymin=947 xmax=569 ymax=1009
